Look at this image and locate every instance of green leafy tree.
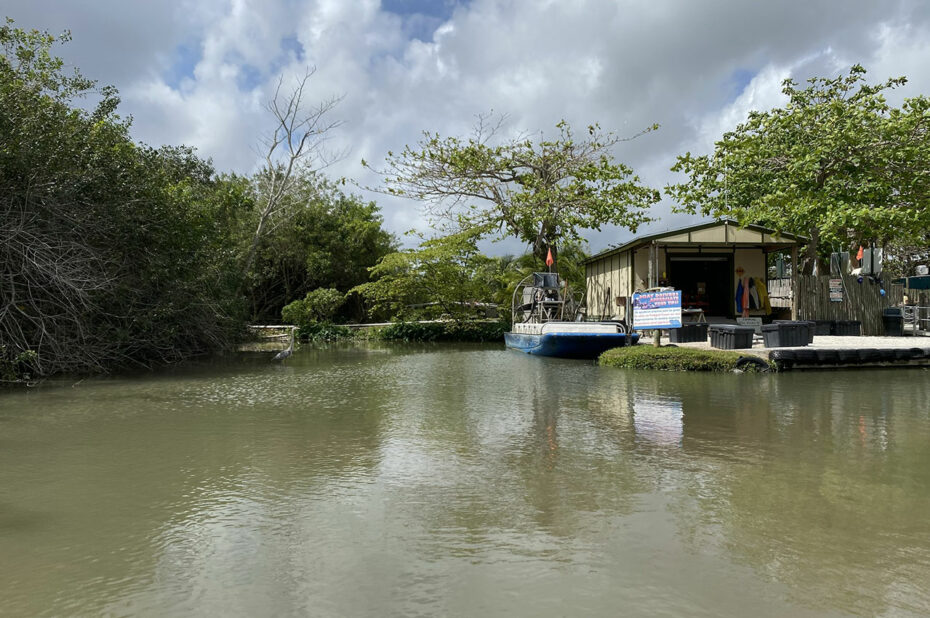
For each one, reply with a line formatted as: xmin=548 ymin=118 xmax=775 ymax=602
xmin=244 ymin=172 xmax=397 ymax=322
xmin=883 ymin=236 xmax=930 ymax=280
xmin=0 ymin=17 xmax=93 ymax=98
xmin=281 ymin=288 xmax=345 ymax=327
xmin=474 ymin=253 xmax=523 ymax=309
xmin=352 ymin=231 xmax=589 ymax=324
xmin=351 ymin=228 xmax=498 ymax=321
xmin=668 ymin=65 xmax=930 ymax=272
xmin=365 ymin=116 xmax=659 ymax=264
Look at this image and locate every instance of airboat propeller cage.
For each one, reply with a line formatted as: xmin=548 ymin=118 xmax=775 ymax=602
xmin=512 ymin=272 xmax=579 ymax=324
xmin=506 ymin=272 xmax=635 ymax=357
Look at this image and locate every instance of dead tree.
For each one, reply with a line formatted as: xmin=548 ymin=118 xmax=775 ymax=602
xmin=240 ymin=67 xmax=345 ymax=281
xmin=0 ymin=198 xmax=115 ymax=377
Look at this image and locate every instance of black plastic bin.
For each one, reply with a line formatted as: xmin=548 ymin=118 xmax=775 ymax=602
xmin=834 ymin=320 xmax=861 ymax=336
xmin=762 ymin=322 xmax=809 ymax=347
xmin=883 ymin=308 xmax=904 ymax=337
xmin=814 ymin=320 xmax=834 ymax=336
xmin=709 ymin=325 xmax=754 ymax=349
xmin=669 ymin=322 xmax=709 ymax=343
xmin=774 ymin=320 xmax=815 ymax=344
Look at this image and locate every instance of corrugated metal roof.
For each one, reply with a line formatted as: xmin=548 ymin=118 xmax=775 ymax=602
xmin=584 ymin=219 xmax=808 ymax=264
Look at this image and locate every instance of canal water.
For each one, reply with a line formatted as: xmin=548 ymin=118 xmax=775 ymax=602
xmin=1 ymin=343 xmax=929 ymax=616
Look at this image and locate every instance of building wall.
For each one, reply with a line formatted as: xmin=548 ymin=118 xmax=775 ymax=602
xmin=587 ymin=243 xmax=777 ymax=319
xmin=633 ymin=247 xmax=649 ymax=291
xmin=690 ymin=227 xmax=726 ymax=243
xmin=733 ymin=247 xmax=769 ymax=315
xmin=586 ymin=251 xmax=631 ymax=320
xmin=632 ymin=245 xmax=669 ymax=291
xmin=733 ymin=248 xmax=766 ymax=280
xmin=584 ymin=221 xmax=801 ymax=319
xmin=586 ymin=244 xmax=692 ymax=320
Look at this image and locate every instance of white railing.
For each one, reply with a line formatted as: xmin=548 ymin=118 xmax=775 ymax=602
xmin=903 ymin=305 xmax=930 ymax=335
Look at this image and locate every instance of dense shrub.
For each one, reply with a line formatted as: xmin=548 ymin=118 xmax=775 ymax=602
xmin=297 ymin=322 xmax=354 ymax=342
xmin=0 ymin=347 xmax=38 ymax=382
xmin=599 ymin=346 xmax=773 ymax=372
xmin=245 ymin=177 xmax=396 ymax=323
xmin=376 ymin=321 xmax=506 ymax=342
xmin=282 ymin=288 xmax=345 ymax=327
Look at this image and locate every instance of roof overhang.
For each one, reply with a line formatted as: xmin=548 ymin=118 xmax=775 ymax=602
xmin=892 ymin=275 xmax=930 ymax=290
xmin=584 ymin=219 xmax=808 ymax=264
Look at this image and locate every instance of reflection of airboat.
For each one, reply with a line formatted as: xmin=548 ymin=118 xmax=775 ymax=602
xmin=504 ymin=273 xmax=638 ymax=358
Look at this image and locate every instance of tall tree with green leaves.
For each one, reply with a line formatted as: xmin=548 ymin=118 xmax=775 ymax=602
xmin=667 ymin=65 xmax=930 ymax=272
xmin=364 ymin=117 xmax=659 ymax=265
xmin=351 ymin=228 xmax=498 ymax=322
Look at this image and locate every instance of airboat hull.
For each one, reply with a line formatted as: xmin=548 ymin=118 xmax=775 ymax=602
xmin=504 ymin=331 xmax=639 ymax=359
xmin=506 ymin=272 xmax=635 ymax=359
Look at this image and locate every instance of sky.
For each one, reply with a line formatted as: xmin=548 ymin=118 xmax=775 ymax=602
xmin=6 ymin=0 xmax=930 ymax=255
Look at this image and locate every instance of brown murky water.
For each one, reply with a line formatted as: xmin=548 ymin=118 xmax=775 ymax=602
xmin=1 ymin=343 xmax=929 ymax=616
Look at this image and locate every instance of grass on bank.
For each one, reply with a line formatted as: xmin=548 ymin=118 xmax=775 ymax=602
xmin=599 ymin=345 xmax=774 ymax=372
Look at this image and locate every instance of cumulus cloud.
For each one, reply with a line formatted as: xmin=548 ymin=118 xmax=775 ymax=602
xmin=5 ymin=0 xmax=930 ymax=253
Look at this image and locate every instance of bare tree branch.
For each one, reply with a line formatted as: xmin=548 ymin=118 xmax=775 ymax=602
xmin=241 ymin=67 xmax=347 ymax=281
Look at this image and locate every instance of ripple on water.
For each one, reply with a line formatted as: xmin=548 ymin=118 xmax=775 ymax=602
xmin=1 ymin=348 xmax=929 ymax=616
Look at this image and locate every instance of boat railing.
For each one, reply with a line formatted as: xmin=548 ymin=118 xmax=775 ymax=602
xmin=536 ymin=321 xmax=621 ymax=334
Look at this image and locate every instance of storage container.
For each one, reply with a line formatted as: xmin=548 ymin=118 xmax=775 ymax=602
xmin=669 ymin=322 xmax=709 ymax=343
xmin=882 ymin=307 xmax=904 ymax=337
xmin=814 ymin=320 xmax=834 ymax=336
xmin=774 ymin=320 xmax=815 ymax=343
xmin=762 ymin=322 xmax=809 ymax=348
xmin=834 ymin=320 xmax=861 ymax=336
xmin=708 ymin=325 xmax=754 ymax=349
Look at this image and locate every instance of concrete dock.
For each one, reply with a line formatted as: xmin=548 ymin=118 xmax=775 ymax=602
xmin=665 ymin=335 xmax=930 ymax=371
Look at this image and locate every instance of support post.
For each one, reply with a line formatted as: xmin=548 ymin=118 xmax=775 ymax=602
xmin=791 ymin=245 xmax=799 ymax=320
xmin=648 ymin=241 xmax=655 ymax=288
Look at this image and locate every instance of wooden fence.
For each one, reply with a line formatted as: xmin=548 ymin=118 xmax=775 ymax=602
xmin=766 ymin=278 xmax=792 ymax=308
xmin=796 ymin=274 xmax=902 ymax=335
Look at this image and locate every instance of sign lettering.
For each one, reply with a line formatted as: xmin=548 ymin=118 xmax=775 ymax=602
xmin=632 ymin=290 xmax=683 ymax=330
xmin=829 ymin=278 xmax=844 ymax=302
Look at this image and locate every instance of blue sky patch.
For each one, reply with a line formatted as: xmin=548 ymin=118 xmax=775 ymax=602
xmin=165 ymin=42 xmax=201 ymax=89
xmin=269 ymin=35 xmax=306 ymax=75
xmin=382 ymin=0 xmax=467 ymax=41
xmin=237 ymin=64 xmax=264 ymax=91
xmin=726 ymin=68 xmax=757 ymax=102
xmin=280 ymin=35 xmax=305 ymax=62
xmin=382 ymin=0 xmax=461 ymax=19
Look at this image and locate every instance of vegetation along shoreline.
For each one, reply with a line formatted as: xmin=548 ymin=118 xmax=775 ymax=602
xmin=3 ymin=17 xmax=928 ymax=383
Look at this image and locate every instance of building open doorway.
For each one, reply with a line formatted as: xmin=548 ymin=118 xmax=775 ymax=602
xmin=667 ymin=254 xmax=733 ymax=318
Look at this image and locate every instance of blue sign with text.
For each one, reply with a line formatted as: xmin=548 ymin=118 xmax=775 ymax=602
xmin=632 ymin=290 xmax=682 ymax=330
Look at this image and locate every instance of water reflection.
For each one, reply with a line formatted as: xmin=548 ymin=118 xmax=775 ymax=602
xmin=633 ymin=398 xmax=683 ymax=446
xmin=662 ymin=371 xmax=930 ymax=616
xmin=1 ymin=346 xmax=929 ymax=616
